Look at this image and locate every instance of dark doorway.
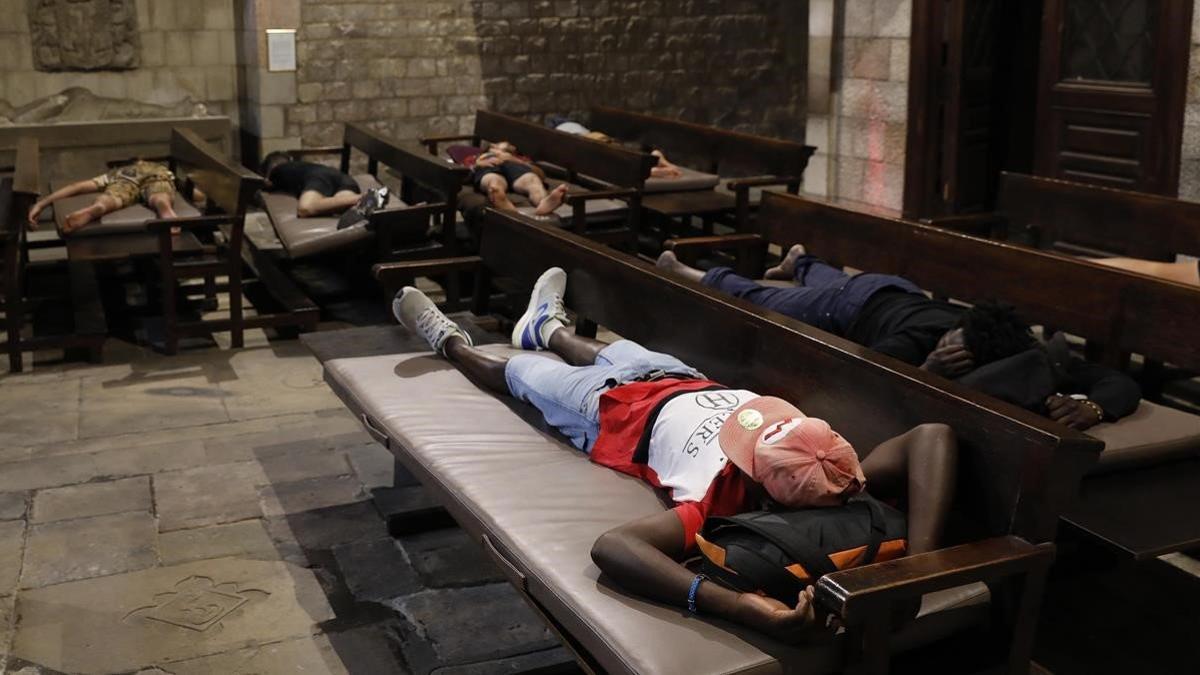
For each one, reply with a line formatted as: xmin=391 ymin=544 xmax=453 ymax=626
xmin=904 ymin=0 xmax=1192 ymax=220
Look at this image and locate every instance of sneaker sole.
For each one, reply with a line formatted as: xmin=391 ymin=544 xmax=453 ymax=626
xmin=511 ymin=272 xmax=559 ymax=350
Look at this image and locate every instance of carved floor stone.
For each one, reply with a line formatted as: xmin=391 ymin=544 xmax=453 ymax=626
xmin=28 ymin=0 xmax=141 ymax=71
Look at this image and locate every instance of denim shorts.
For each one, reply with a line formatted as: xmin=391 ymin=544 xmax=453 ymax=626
xmin=504 ymin=340 xmax=701 ymax=452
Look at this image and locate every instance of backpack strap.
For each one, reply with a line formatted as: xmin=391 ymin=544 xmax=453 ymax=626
xmin=857 ymin=495 xmax=889 ymax=566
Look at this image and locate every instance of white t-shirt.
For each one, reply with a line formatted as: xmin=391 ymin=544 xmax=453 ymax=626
xmin=646 ymin=388 xmax=758 ymax=502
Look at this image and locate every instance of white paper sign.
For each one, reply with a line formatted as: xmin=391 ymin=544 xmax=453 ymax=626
xmin=266 ymin=29 xmax=296 ymax=72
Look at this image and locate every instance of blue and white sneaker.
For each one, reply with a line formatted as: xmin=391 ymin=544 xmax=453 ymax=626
xmin=393 ymin=287 xmax=472 ymax=355
xmin=512 ymin=267 xmax=568 ymax=351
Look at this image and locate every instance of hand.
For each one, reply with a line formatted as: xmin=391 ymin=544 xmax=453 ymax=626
xmin=475 ymin=155 xmax=502 ymax=168
xmin=1045 ymin=395 xmax=1104 ymax=431
xmin=26 ymin=203 xmax=43 ymax=230
xmin=920 ymin=344 xmax=975 ymax=378
xmin=733 ymin=587 xmax=827 ymax=643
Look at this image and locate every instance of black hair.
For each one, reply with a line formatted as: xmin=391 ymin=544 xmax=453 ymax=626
xmin=958 ymin=301 xmax=1036 ymax=366
xmin=259 ymin=151 xmax=293 ymax=180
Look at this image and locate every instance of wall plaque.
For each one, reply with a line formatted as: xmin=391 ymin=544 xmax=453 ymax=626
xmin=28 ymin=0 xmax=141 ymax=71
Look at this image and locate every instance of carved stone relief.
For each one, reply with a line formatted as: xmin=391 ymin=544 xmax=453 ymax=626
xmin=27 ymin=0 xmax=141 ymax=71
xmin=0 ymin=88 xmax=208 ymax=125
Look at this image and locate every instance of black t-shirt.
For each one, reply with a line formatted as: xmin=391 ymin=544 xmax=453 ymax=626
xmin=846 ymin=290 xmax=962 ymax=366
xmin=268 ymin=161 xmax=359 ymax=198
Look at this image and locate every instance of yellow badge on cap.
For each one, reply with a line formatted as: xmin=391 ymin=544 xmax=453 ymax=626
xmin=737 ymin=408 xmax=764 ymax=430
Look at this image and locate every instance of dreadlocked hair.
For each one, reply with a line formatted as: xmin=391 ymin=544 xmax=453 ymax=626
xmin=260 ymin=151 xmax=294 ymax=180
xmin=958 ymin=301 xmax=1036 ymax=366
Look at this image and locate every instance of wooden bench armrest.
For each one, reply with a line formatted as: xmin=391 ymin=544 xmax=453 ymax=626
xmin=373 ymin=256 xmax=484 ymax=285
xmin=145 ymin=214 xmax=233 ymax=233
xmin=726 ymin=175 xmax=802 ymax=191
xmin=287 ymin=146 xmax=345 ymax=158
xmin=565 ymin=187 xmax=638 ymax=203
xmin=420 ymin=135 xmax=478 ymax=155
xmin=664 ymin=233 xmax=765 ymax=254
xmin=922 ymin=213 xmax=1007 ymax=237
xmin=106 ymin=155 xmax=172 ymax=169
xmin=815 ymin=536 xmax=1054 ymax=625
xmin=368 ymin=202 xmax=447 ymax=235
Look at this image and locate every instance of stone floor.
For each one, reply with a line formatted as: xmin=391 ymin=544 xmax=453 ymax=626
xmin=0 ymin=329 xmax=574 ymax=675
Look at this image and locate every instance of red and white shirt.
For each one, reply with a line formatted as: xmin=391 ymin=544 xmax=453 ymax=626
xmin=590 ymin=379 xmax=760 ymax=550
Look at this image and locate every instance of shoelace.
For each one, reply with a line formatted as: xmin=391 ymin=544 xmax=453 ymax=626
xmin=549 ymin=295 xmax=567 ymax=323
xmin=415 ymin=308 xmax=453 ymax=345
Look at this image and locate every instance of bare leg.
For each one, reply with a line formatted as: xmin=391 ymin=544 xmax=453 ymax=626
xmin=512 ymin=171 xmax=548 ymax=204
xmin=655 ymin=250 xmax=706 ymax=284
xmin=859 ymin=423 xmax=958 ymax=555
xmin=297 ymin=189 xmax=361 ymax=217
xmin=63 ymin=194 xmax=122 ymax=234
xmin=444 ymin=335 xmax=511 ymax=394
xmin=1094 ymin=257 xmax=1200 ymax=287
xmin=147 ymin=192 xmax=181 ymax=235
xmin=480 ymin=174 xmax=518 ymax=213
xmin=764 ymin=244 xmax=808 ymax=280
xmin=547 ymin=326 xmax=609 ymax=366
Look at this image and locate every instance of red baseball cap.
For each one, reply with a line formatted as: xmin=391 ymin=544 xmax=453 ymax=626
xmin=718 ymin=396 xmax=865 ymax=507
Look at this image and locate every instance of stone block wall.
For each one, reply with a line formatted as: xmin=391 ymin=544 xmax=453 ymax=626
xmin=288 ymin=0 xmax=807 ymax=149
xmin=1178 ymin=8 xmax=1200 ymax=202
xmin=805 ymin=0 xmax=909 ymax=213
xmin=0 ymin=0 xmax=238 ymax=120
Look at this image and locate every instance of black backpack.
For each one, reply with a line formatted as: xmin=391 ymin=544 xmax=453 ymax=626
xmin=694 ymin=494 xmax=907 ymax=603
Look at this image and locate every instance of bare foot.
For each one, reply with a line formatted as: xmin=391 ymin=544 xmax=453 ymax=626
xmin=63 ymin=208 xmax=99 ymax=234
xmin=764 ymin=244 xmax=807 ymax=280
xmin=487 ymin=184 xmax=518 ymax=213
xmin=534 ymin=184 xmax=569 ymax=216
xmin=655 ymin=250 xmax=706 ymax=283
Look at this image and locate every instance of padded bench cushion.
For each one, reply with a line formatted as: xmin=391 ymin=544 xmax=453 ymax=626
xmin=323 ymin=344 xmax=989 ymax=675
xmin=1088 ymin=400 xmax=1200 ymax=473
xmin=263 ymin=174 xmax=388 ymax=259
xmin=645 ymin=165 xmax=722 ymax=193
xmin=53 ymin=190 xmax=201 ymax=238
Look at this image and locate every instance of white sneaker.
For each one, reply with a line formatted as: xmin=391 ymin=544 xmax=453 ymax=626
xmin=512 ymin=267 xmax=568 ymax=351
xmin=392 ymin=287 xmax=472 ymax=355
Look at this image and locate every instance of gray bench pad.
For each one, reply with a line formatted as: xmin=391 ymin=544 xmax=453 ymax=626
xmin=54 ymin=191 xmax=202 ymax=238
xmin=262 ymin=174 xmax=387 ymax=259
xmin=323 ymin=344 xmax=988 ymax=675
xmin=645 ymin=165 xmax=722 ymax=193
xmin=1089 ymin=400 xmax=1200 ymax=473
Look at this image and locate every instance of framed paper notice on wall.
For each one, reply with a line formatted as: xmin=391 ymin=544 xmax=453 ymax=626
xmin=266 ymin=29 xmax=296 ymax=72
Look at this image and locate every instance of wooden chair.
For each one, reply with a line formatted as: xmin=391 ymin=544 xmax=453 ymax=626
xmin=421 ymin=110 xmax=656 ymax=248
xmin=590 ymin=106 xmax=818 ymax=235
xmin=668 ymin=192 xmax=1200 ymax=559
xmin=353 ymin=208 xmax=1100 ymax=674
xmin=1 ymin=137 xmax=106 ymax=371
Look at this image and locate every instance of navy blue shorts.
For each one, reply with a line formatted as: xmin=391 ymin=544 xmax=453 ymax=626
xmin=473 ymin=160 xmax=535 ymax=191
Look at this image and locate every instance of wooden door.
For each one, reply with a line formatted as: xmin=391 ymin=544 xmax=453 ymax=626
xmin=1034 ymin=0 xmax=1192 ymax=195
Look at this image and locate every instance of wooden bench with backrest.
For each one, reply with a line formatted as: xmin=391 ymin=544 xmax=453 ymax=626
xmin=259 ymin=123 xmax=468 ymax=262
xmin=930 ymin=171 xmax=1200 ymax=261
xmin=314 ymin=208 xmax=1101 ymax=674
xmin=670 ymin=192 xmax=1200 ymax=558
xmin=421 ymin=110 xmax=656 ymax=247
xmin=589 ymin=106 xmax=818 ymax=233
xmin=1 ymin=137 xmax=105 ymax=371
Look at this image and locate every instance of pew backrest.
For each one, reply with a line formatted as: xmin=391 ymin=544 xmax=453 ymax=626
xmin=996 ymin=171 xmax=1200 ymax=260
xmin=342 ymin=124 xmax=468 ymax=203
xmin=473 ymin=110 xmax=655 ymax=189
xmin=759 ymin=192 xmax=1200 ymax=371
xmin=590 ymin=106 xmax=816 ymax=181
xmin=170 ymin=128 xmax=262 ymax=219
xmin=478 ymin=209 xmax=1101 ymax=544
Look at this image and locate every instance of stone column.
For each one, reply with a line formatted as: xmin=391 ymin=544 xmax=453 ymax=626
xmin=237 ymin=0 xmax=301 ymax=165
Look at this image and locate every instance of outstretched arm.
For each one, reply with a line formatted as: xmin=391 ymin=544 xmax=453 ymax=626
xmin=591 ymin=509 xmax=820 ymax=642
xmin=27 ymin=179 xmax=101 ymax=228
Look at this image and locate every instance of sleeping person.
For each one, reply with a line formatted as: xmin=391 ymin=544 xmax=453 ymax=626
xmin=553 ymin=119 xmax=684 ymax=179
xmin=451 ymin=142 xmax=568 ymax=216
xmin=259 ymin=151 xmax=389 ymax=230
xmin=27 ymin=160 xmax=192 ymax=235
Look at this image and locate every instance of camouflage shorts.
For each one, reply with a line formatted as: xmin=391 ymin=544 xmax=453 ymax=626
xmin=99 ymin=161 xmax=176 ymax=209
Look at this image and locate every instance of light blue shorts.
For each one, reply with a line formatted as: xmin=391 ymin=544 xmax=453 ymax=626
xmin=504 ymin=340 xmax=700 ymax=452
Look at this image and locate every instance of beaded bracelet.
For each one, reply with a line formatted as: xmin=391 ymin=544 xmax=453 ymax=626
xmin=687 ymin=574 xmax=708 ymax=614
xmin=1080 ymin=399 xmax=1105 ymax=423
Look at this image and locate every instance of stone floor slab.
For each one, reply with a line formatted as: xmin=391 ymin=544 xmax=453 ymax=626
xmin=0 ymin=378 xmax=80 ymax=449
xmin=0 ymin=593 xmax=13 ymax=669
xmin=332 ymin=537 xmax=423 ymax=603
xmin=430 ymin=647 xmax=576 ymax=675
xmin=390 ymin=584 xmax=557 ymax=672
xmin=156 ymin=625 xmax=412 ymax=674
xmin=155 ymin=462 xmax=267 ymax=532
xmin=11 ymin=557 xmax=333 ymax=675
xmin=401 ymin=528 xmax=505 ymax=589
xmin=20 ymin=512 xmax=157 ymax=588
xmin=256 ymin=447 xmax=353 ymax=486
xmin=347 ymin=443 xmax=398 ymax=489
xmin=0 ymin=492 xmax=28 ymax=521
xmin=0 ymin=452 xmax=100 ymax=493
xmin=0 ymin=520 xmax=25 ymax=595
xmin=220 ymin=346 xmax=342 ymax=421
xmin=260 ymin=474 xmax=368 ymax=517
xmin=203 ymin=422 xmax=368 ymax=464
xmin=265 ymin=501 xmax=387 ymax=555
xmin=78 ymin=373 xmax=229 ymax=439
xmin=32 ymin=476 xmax=151 ymax=523
xmin=159 ymin=519 xmax=278 ymax=565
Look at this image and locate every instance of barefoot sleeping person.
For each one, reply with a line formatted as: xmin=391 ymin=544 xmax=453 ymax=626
xmin=392 ymin=267 xmax=959 ymax=641
xmin=259 ymin=151 xmax=389 ymax=230
xmin=657 ymin=245 xmax=1141 ymax=431
xmin=26 ymin=160 xmax=194 ymax=235
xmin=454 ymin=142 xmax=568 ymax=216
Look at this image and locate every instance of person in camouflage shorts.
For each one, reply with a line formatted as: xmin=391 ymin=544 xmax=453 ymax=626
xmin=27 ymin=160 xmax=186 ymax=235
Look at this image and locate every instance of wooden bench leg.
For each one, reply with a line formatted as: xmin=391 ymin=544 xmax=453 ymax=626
xmin=229 ymin=267 xmax=244 ymax=349
xmin=160 ymin=246 xmax=179 ymax=356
